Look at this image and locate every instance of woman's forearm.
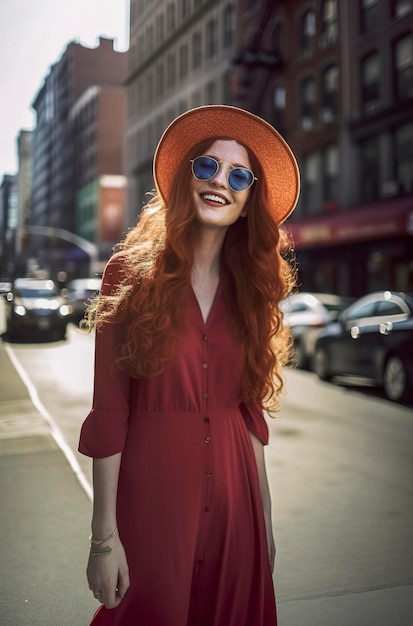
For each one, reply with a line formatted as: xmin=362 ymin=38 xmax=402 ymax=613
xmin=91 ymin=453 xmax=122 ymax=537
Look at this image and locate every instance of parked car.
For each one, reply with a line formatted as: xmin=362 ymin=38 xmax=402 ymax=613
xmin=313 ymin=290 xmax=413 ymax=403
xmin=280 ymin=292 xmax=354 ymax=368
xmin=63 ymin=277 xmax=102 ymax=323
xmin=0 ymin=279 xmax=12 ymax=295
xmin=5 ymin=278 xmax=72 ymax=341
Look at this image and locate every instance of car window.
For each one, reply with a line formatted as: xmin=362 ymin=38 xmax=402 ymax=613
xmin=375 ymin=300 xmax=405 ymax=316
xmin=346 ymin=301 xmax=377 ymax=320
xmin=290 ymin=303 xmax=310 ymax=313
xmin=16 ymin=288 xmax=58 ymax=298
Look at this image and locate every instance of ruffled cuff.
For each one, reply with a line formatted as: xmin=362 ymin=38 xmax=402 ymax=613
xmin=78 ymin=407 xmax=129 ymax=458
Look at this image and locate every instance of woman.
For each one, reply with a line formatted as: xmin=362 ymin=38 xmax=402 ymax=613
xmin=79 ymin=105 xmax=300 ymax=626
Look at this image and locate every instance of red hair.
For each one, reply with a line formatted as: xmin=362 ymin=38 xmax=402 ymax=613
xmin=86 ymin=138 xmax=296 ymax=412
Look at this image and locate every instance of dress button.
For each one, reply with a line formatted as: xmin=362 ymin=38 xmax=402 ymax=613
xmin=202 ymin=392 xmax=209 ymax=399
xmin=204 ymin=437 xmax=211 ymax=444
xmin=204 ymin=506 xmax=210 ymax=512
xmin=202 ymin=362 xmax=208 ymax=368
xmin=203 ymin=417 xmax=209 ymax=423
xmin=205 ymin=470 xmax=212 ymax=477
xmin=202 ymin=334 xmax=208 ymax=341
xmin=197 ymin=559 xmax=203 ymax=565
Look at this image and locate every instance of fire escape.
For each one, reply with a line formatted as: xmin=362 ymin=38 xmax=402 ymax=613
xmin=232 ymin=0 xmax=285 ymax=116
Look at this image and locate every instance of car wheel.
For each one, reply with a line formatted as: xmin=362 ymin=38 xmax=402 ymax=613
xmin=313 ymin=347 xmax=332 ymax=381
xmin=383 ymin=355 xmax=412 ymax=403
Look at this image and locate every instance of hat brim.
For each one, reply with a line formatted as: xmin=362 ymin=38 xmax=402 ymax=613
xmin=153 ymin=105 xmax=300 ymax=224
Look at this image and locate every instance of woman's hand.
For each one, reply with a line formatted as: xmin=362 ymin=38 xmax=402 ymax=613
xmin=87 ymin=535 xmax=130 ymax=609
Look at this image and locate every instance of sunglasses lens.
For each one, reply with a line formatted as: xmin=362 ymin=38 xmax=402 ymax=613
xmin=228 ymin=168 xmax=254 ymax=191
xmin=193 ymin=156 xmax=218 ymax=180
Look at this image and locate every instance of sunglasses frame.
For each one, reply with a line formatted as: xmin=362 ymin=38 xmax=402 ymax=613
xmin=190 ymin=155 xmax=257 ymax=192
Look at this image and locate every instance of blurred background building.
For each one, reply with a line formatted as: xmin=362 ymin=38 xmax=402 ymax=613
xmin=0 ymin=0 xmax=412 ymax=296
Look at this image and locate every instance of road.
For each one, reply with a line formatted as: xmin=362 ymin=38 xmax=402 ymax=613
xmin=3 ymin=319 xmax=413 ymax=624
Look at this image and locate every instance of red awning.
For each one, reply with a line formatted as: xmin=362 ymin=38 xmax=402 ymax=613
xmin=285 ymin=196 xmax=413 ymax=248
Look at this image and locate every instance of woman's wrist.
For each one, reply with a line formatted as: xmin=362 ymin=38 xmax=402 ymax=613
xmin=91 ymin=517 xmax=118 ymax=538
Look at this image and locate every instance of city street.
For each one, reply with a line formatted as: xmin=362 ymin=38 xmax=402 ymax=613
xmin=1 ymin=311 xmax=413 ymax=625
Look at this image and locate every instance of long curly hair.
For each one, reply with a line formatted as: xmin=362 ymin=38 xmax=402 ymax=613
xmin=84 ymin=137 xmax=296 ymax=412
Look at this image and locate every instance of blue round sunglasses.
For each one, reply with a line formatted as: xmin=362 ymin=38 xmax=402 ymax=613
xmin=190 ymin=155 xmax=257 ymax=192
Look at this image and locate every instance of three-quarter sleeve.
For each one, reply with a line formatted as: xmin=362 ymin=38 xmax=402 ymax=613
xmin=78 ymin=255 xmax=131 ymax=458
xmin=239 ymin=401 xmax=269 ymax=445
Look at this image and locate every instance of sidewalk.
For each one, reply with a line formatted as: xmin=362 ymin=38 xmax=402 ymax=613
xmin=1 ymin=341 xmax=412 ymax=625
xmin=0 ymin=342 xmax=97 ymax=626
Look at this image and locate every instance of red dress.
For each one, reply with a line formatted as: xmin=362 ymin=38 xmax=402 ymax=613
xmin=79 ymin=257 xmax=277 ymax=626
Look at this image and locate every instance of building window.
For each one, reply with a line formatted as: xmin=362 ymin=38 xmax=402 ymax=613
xmin=301 ymin=10 xmax=316 ymax=59
xmin=395 ymin=123 xmax=413 ymax=193
xmin=321 ymin=64 xmax=339 ymax=123
xmin=166 ymin=54 xmax=176 ymax=89
xmin=300 ymin=76 xmax=316 ymax=130
xmin=392 ymin=0 xmax=413 ymax=18
xmin=146 ymin=24 xmax=154 ymax=54
xmin=360 ymin=136 xmax=380 ymax=202
xmin=206 ymin=18 xmax=218 ymax=60
xmin=179 ymin=44 xmax=189 ymax=79
xmin=206 ymin=81 xmax=216 ymax=103
xmin=361 ymin=53 xmax=380 ymax=115
xmin=181 ymin=0 xmax=190 ymax=20
xmin=301 ymin=152 xmax=320 ymax=215
xmin=155 ymin=63 xmax=164 ymax=97
xmin=272 ymin=23 xmax=283 ymax=55
xmin=156 ymin=13 xmax=165 ymax=43
xmin=360 ymin=0 xmax=378 ymax=34
xmin=322 ymin=144 xmax=339 ymax=204
xmin=273 ymin=84 xmax=286 ymax=132
xmin=223 ymin=4 xmax=235 ymax=49
xmin=167 ymin=3 xmax=176 ymax=33
xmin=146 ymin=72 xmax=154 ymax=106
xmin=223 ymin=70 xmax=232 ymax=104
xmin=193 ymin=32 xmax=202 ymax=70
xmin=192 ymin=90 xmax=202 ymax=108
xmin=394 ymin=35 xmax=413 ymax=101
xmin=320 ymin=0 xmax=338 ymax=46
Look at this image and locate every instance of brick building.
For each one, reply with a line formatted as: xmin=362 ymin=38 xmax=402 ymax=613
xmin=30 ymin=37 xmax=127 ymax=277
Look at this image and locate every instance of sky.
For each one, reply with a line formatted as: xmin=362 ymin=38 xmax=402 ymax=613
xmin=0 ymin=0 xmax=129 ymax=177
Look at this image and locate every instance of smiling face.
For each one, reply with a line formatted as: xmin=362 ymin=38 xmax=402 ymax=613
xmin=190 ymin=139 xmax=252 ymax=231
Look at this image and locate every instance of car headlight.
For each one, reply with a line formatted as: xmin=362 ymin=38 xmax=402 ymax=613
xmin=59 ymin=304 xmax=73 ymax=317
xmin=14 ymin=304 xmax=27 ymax=316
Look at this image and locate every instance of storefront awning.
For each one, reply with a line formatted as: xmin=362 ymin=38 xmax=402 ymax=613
xmin=285 ymin=196 xmax=413 ymax=248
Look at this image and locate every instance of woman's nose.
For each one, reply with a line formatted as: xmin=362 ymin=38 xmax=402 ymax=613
xmin=212 ymin=163 xmax=229 ymax=187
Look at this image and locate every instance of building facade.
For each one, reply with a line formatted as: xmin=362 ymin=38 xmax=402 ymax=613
xmin=127 ymin=0 xmax=413 ymax=297
xmin=126 ymin=0 xmax=237 ymax=225
xmin=0 ymin=174 xmax=18 ymax=277
xmin=16 ymin=130 xmax=33 ymax=257
xmin=30 ymin=37 xmax=127 ymax=278
xmin=70 ymin=84 xmax=127 ymax=266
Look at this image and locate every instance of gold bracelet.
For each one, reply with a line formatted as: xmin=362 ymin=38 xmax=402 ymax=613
xmin=89 ymin=525 xmax=118 ymax=547
xmin=90 ymin=546 xmax=112 ymax=556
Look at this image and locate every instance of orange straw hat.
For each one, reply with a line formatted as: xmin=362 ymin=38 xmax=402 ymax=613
xmin=153 ymin=105 xmax=300 ymax=224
